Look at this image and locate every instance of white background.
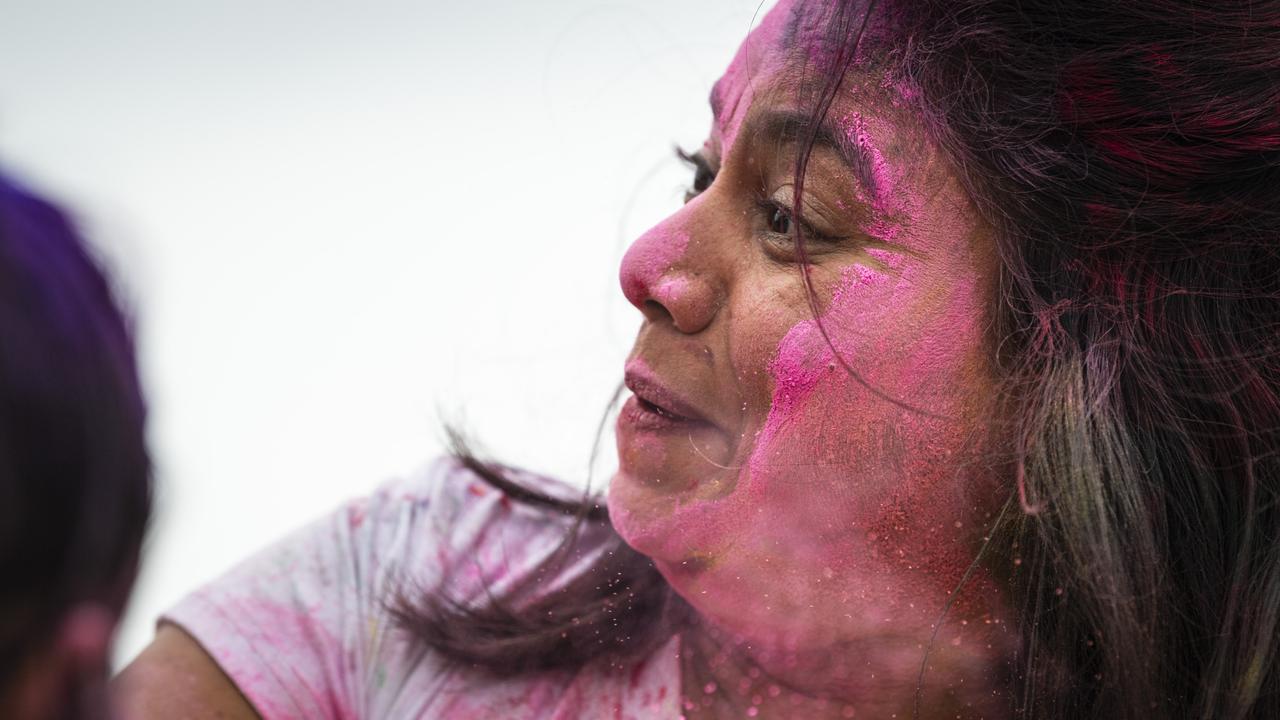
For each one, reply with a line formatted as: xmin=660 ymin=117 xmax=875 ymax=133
xmin=0 ymin=0 xmax=771 ymax=667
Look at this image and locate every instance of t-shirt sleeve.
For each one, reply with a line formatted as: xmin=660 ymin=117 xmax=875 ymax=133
xmin=161 ymin=456 xmax=537 ymax=720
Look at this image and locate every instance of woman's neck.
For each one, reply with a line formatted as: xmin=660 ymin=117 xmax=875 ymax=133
xmin=676 ymin=621 xmax=1014 ymax=720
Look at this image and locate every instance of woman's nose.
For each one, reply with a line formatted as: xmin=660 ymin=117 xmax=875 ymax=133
xmin=619 ymin=221 xmax=719 ymax=335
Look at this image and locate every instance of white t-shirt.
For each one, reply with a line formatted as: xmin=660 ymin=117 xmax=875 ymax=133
xmin=164 ymin=457 xmax=683 ymax=719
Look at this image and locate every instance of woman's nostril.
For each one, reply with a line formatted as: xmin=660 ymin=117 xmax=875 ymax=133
xmin=641 ymin=298 xmax=672 ymax=323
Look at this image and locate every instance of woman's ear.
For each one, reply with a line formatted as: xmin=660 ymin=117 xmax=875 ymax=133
xmin=4 ymin=603 xmax=115 ymax=720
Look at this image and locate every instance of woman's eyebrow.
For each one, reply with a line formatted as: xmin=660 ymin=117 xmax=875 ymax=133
xmin=752 ymin=110 xmax=882 ymax=205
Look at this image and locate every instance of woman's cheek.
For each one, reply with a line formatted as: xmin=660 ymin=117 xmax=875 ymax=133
xmin=745 ymin=261 xmax=905 ymax=479
xmin=740 ymin=257 xmax=991 ymax=558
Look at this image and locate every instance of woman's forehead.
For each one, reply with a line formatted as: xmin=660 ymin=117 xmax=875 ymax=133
xmin=711 ymin=0 xmax=882 ymax=147
xmin=710 ymin=0 xmax=803 ymax=138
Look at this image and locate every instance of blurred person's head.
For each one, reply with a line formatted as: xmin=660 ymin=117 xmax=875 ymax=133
xmin=0 ymin=173 xmax=150 ymax=719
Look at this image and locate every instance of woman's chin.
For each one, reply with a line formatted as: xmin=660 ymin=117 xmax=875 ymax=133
xmin=605 ymin=467 xmax=684 ymax=559
xmin=606 ymin=462 xmax=740 ymax=565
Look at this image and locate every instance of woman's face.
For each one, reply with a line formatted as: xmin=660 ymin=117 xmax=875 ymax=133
xmin=609 ymin=0 xmax=1011 ymax=690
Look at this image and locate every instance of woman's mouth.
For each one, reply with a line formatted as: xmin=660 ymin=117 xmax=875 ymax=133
xmin=613 ymin=361 xmax=735 ymax=496
xmin=619 ymin=365 xmax=713 ymax=432
xmin=620 ymin=394 xmax=698 ymax=431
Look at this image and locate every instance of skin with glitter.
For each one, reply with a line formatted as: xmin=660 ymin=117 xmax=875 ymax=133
xmin=610 ymin=1 xmax=1016 ymax=716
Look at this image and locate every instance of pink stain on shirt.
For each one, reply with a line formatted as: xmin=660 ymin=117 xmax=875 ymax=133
xmin=192 ymin=596 xmax=355 ymax=720
xmin=166 ymin=459 xmax=684 ymax=719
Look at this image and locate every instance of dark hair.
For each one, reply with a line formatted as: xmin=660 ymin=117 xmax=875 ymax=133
xmin=391 ymin=429 xmax=691 ymax=675
xmin=0 ymin=174 xmax=151 ymax=691
xmin=401 ymin=2 xmax=1280 ymax=718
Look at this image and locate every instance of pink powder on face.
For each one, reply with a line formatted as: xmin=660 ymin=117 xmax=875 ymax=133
xmin=620 ymin=228 xmax=690 ymax=309
xmin=747 ymin=263 xmax=895 ymax=479
xmin=610 ymin=0 xmax=1016 ymax=699
xmin=863 ymin=247 xmax=903 ymax=269
xmin=699 ymin=232 xmax=1007 ymax=677
xmin=705 ymin=0 xmax=798 ymax=150
xmin=838 ymin=111 xmax=907 ymax=215
xmin=653 ymin=276 xmax=691 ymax=309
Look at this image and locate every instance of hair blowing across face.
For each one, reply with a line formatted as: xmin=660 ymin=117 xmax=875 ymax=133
xmin=0 ymin=174 xmax=151 ymax=710
xmin=404 ymin=2 xmax=1280 ymax=718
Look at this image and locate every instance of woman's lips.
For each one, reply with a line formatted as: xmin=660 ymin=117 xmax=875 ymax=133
xmin=619 ymin=394 xmax=703 ymax=432
xmin=616 ymin=363 xmax=733 ymax=494
xmin=622 ymin=366 xmax=713 ymax=431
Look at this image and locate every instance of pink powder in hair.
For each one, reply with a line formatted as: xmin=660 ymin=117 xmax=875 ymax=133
xmin=882 ymin=75 xmax=923 ymax=107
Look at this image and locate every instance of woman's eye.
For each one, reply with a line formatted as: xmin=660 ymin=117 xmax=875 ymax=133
xmin=677 ymin=148 xmax=716 ymax=203
xmin=756 ymin=198 xmax=845 ymax=261
xmin=768 ymin=205 xmax=792 ymax=235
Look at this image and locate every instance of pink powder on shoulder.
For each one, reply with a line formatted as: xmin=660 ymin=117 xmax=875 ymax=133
xmin=196 ymin=596 xmax=356 ymax=720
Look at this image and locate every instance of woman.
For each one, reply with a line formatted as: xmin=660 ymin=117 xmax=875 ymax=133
xmin=0 ymin=172 xmax=151 ymax=718
xmin=118 ymin=0 xmax=1280 ymax=717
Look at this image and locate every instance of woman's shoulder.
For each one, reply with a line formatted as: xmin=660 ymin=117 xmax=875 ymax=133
xmin=359 ymin=455 xmax=603 ymax=568
xmin=158 ymin=456 xmax=619 ymax=718
xmin=168 ymin=455 xmax=599 ymax=612
xmin=384 ymin=455 xmax=592 ymax=519
xmin=209 ymin=454 xmax=606 ymax=611
xmin=401 ymin=456 xmax=610 ymax=599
